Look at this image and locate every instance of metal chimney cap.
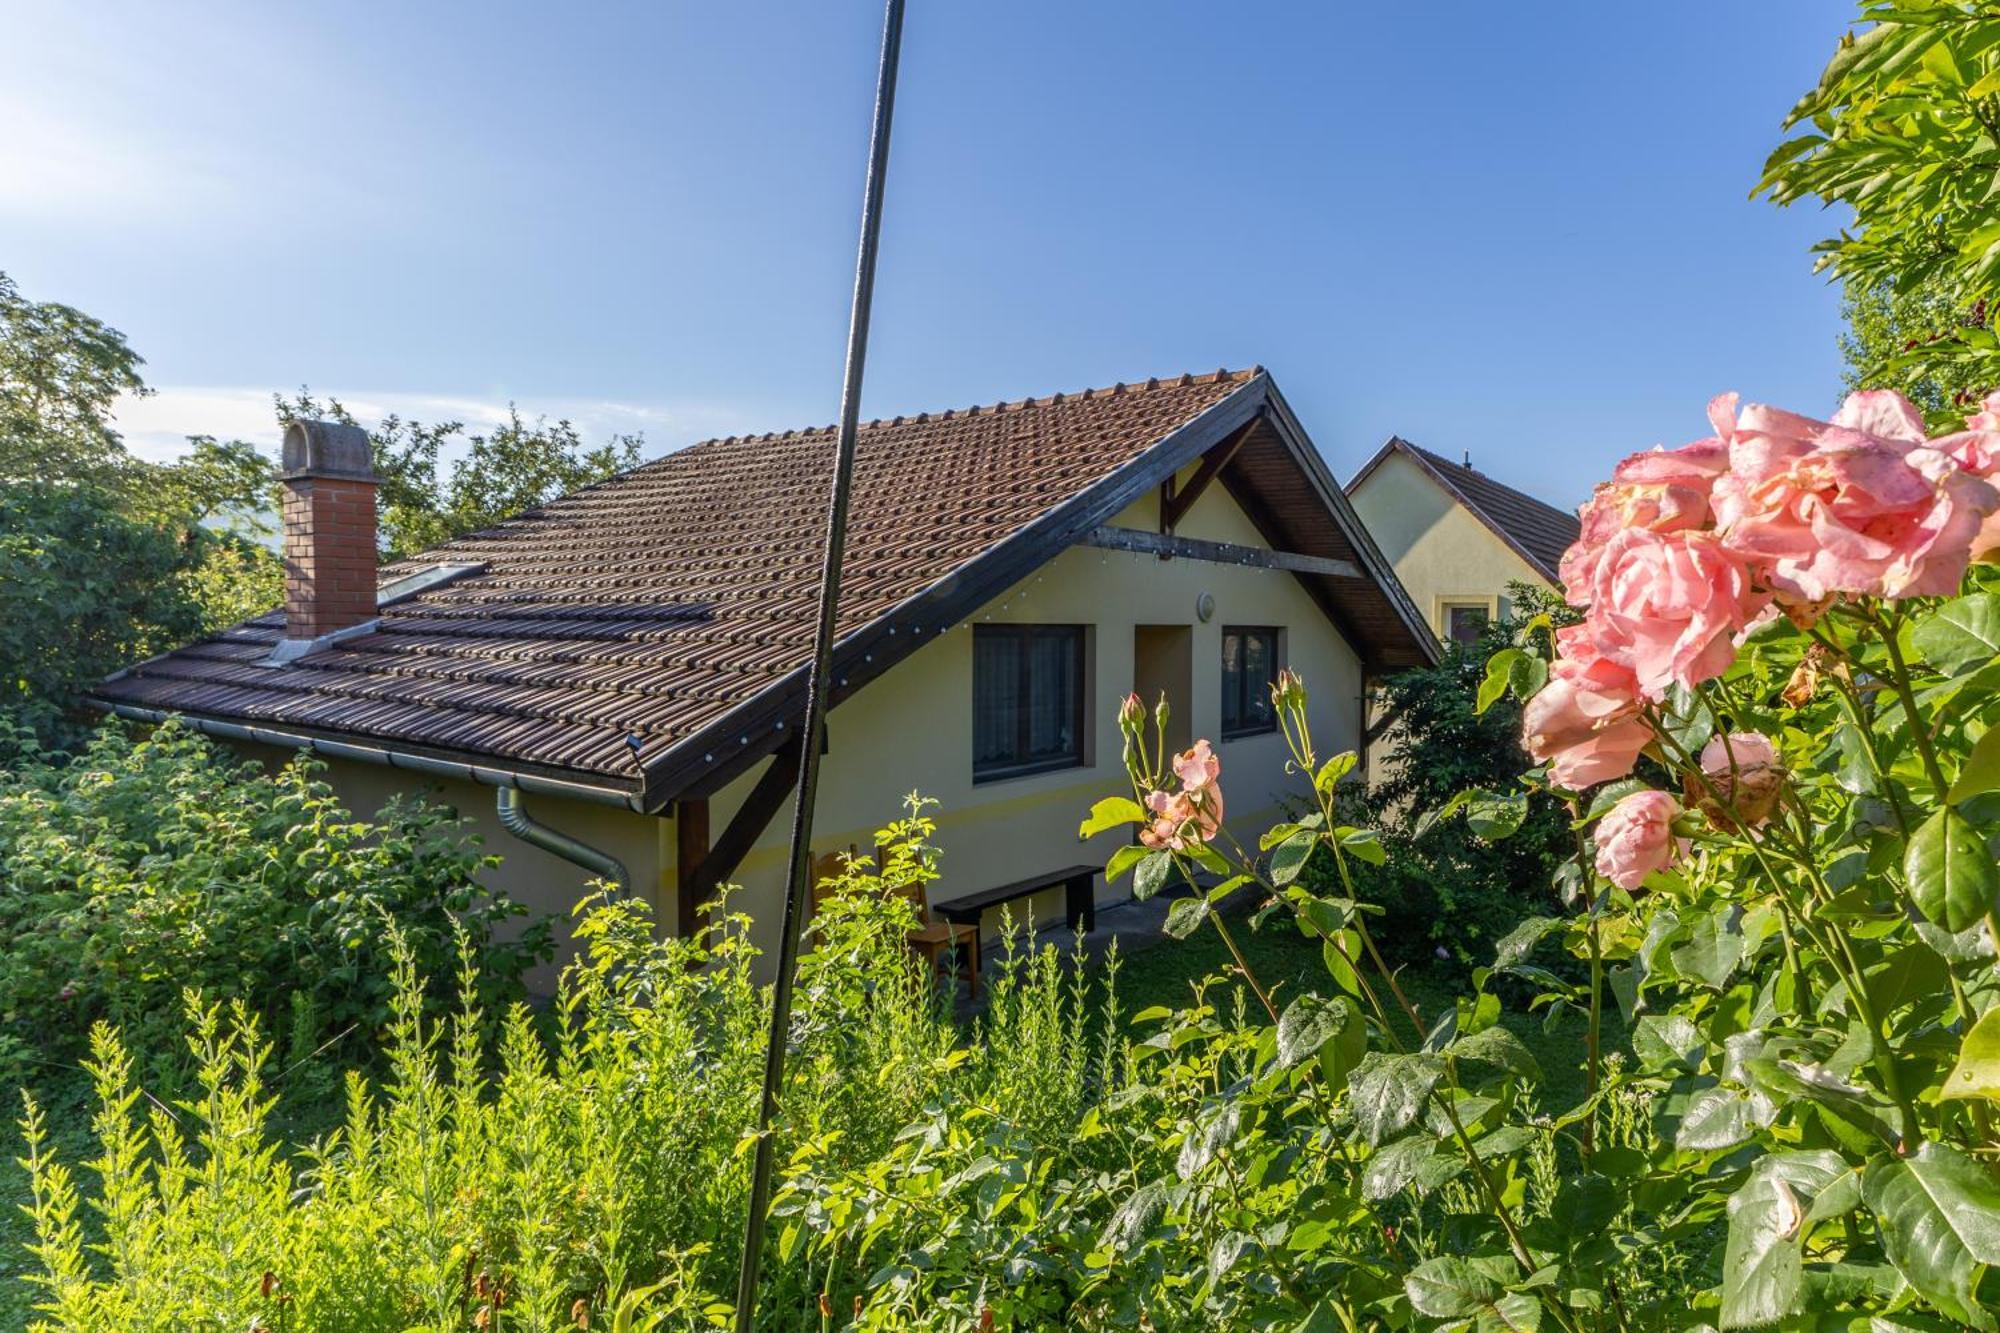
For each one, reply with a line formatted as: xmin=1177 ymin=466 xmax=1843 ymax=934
xmin=281 ymin=419 xmax=376 ymax=482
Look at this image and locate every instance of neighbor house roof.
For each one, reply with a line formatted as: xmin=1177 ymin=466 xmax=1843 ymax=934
xmin=1345 ymin=437 xmax=1580 ymax=583
xmin=95 ymin=369 xmax=1435 ymax=811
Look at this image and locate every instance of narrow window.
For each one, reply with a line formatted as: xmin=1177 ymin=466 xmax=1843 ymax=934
xmin=1221 ymin=627 xmax=1279 ymax=738
xmin=973 ymin=625 xmax=1085 ymax=780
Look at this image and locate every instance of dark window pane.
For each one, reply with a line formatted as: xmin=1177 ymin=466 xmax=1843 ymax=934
xmin=1221 ymin=627 xmax=1278 ymax=737
xmin=1221 ymin=631 xmax=1244 ymax=732
xmin=1241 ymin=631 xmax=1274 ymax=731
xmin=1447 ymin=605 xmax=1488 ymax=645
xmin=1027 ymin=631 xmax=1076 ymax=759
xmin=973 ymin=625 xmax=1083 ymax=779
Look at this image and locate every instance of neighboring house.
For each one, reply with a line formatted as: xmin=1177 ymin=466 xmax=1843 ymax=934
xmin=1345 ymin=437 xmax=1580 ymax=646
xmin=93 ymin=369 xmax=1436 ymax=970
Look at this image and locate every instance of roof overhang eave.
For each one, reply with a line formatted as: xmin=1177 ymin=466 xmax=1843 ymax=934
xmin=92 ymin=699 xmax=651 ymax=811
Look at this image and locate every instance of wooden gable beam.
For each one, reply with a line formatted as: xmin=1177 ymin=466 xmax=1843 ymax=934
xmin=676 ymin=737 xmax=804 ymax=937
xmin=1079 ymin=525 xmax=1361 ymax=579
xmin=1161 ymin=421 xmax=1255 ymax=532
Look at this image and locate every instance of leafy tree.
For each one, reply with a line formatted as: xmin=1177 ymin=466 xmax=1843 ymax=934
xmin=1838 ymin=279 xmax=1990 ymax=420
xmin=0 ymin=271 xmax=280 ymax=740
xmin=277 ymin=390 xmax=642 ymax=558
xmin=0 ymin=272 xmax=274 ymax=521
xmin=0 ymin=271 xmax=147 ymax=487
xmin=1759 ymin=3 xmax=2000 ymax=424
xmin=0 ymin=485 xmax=205 ymax=739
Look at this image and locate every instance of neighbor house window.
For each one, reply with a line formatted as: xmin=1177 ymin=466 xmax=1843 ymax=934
xmin=1440 ymin=600 xmax=1491 ymax=646
xmin=973 ymin=625 xmax=1085 ymax=780
xmin=1221 ymin=627 xmax=1279 ymax=738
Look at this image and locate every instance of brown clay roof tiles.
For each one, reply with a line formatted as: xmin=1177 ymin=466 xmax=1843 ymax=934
xmin=96 ymin=370 xmax=1434 ymax=804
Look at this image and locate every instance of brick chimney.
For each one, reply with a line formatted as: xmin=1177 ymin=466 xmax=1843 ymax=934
xmin=279 ymin=419 xmax=379 ymax=646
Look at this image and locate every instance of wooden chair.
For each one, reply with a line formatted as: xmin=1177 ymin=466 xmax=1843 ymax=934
xmin=810 ymin=843 xmax=979 ymax=997
xmin=808 ymin=847 xmax=851 ymax=922
xmin=886 ymin=875 xmax=980 ymax=1000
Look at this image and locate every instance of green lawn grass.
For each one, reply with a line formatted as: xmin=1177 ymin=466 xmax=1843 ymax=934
xmin=1109 ymin=902 xmax=1614 ymax=1112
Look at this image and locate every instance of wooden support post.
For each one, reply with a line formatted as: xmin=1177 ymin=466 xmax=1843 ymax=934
xmin=1161 ymin=420 xmax=1254 ymax=531
xmin=676 ymin=739 xmax=805 ymax=938
xmin=675 ymin=797 xmax=710 ymax=938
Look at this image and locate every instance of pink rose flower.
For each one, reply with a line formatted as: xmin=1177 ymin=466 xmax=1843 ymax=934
xmin=1140 ymin=788 xmax=1193 ymax=850
xmin=1933 ymin=392 xmax=2000 ymax=560
xmin=1560 ymin=399 xmax=1734 ymax=606
xmin=1712 ymin=391 xmax=2000 ymax=601
xmin=1831 ymin=388 xmax=1928 ymax=446
xmin=1139 ymin=786 xmax=1223 ymax=851
xmin=1690 ymin=730 xmax=1785 ymax=830
xmin=1140 ymin=741 xmax=1225 ymax=850
xmin=1583 ymin=528 xmax=1765 ymax=699
xmin=1521 ymin=627 xmax=1652 ymax=789
xmin=1172 ymin=739 xmax=1220 ymax=793
xmin=1594 ymin=789 xmax=1685 ymax=890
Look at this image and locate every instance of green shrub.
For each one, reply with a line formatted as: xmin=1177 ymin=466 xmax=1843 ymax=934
xmin=0 ymin=719 xmax=547 ymax=1075
xmin=9 ymin=782 xmax=1677 ymax=1331
xmin=1347 ymin=582 xmax=1575 ymax=966
xmin=27 ymin=526 xmax=2000 ymax=1328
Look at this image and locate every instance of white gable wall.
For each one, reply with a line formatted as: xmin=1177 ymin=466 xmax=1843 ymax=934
xmin=1348 ymin=449 xmax=1549 ymax=636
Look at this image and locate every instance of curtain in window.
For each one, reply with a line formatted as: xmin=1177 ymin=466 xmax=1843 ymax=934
xmin=973 ymin=631 xmax=1023 ymax=770
xmin=1027 ymin=630 xmax=1077 ymax=760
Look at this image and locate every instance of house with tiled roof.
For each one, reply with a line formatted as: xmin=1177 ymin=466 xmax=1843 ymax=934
xmin=1344 ymin=437 xmax=1580 ymax=647
xmin=95 ymin=369 xmax=1436 ymax=969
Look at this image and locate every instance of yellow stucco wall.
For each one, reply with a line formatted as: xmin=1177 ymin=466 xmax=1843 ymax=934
xmin=1347 ymin=450 xmax=1549 ymax=636
xmin=301 ymin=472 xmax=1368 ymax=978
xmin=700 ymin=472 xmax=1367 ymax=961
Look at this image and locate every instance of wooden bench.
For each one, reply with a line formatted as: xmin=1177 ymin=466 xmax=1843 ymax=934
xmin=934 ymin=864 xmax=1099 ymax=936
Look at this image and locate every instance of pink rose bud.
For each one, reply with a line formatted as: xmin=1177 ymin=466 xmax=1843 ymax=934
xmin=1689 ymin=731 xmax=1785 ymax=831
xmin=1118 ymin=692 xmax=1145 ymax=731
xmin=1594 ymin=789 xmax=1685 ymax=890
xmin=1273 ymin=668 xmax=1308 ymax=711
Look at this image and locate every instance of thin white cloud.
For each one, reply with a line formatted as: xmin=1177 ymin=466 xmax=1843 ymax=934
xmin=0 ymin=92 xmax=227 ymax=227
xmin=113 ymin=385 xmax=758 ymax=465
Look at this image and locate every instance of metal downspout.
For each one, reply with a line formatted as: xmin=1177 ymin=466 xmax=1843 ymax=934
xmin=494 ymin=787 xmax=629 ymax=889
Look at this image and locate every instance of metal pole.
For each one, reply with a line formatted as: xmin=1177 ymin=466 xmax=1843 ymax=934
xmin=732 ymin=0 xmax=906 ymax=1326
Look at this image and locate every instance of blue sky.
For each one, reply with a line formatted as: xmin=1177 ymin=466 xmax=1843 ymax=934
xmin=5 ymin=2 xmax=1850 ymax=512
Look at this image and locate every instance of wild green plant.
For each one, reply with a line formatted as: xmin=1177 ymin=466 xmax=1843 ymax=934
xmin=14 ymin=798 xmax=1121 ymax=1332
xmin=0 ymin=719 xmax=545 ymax=1073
